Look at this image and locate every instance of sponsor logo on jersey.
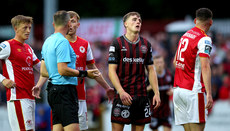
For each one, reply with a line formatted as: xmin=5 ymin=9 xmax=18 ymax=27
xmin=123 ymin=57 xmax=144 ymax=64
xmin=109 ymin=46 xmax=115 ymax=52
xmin=121 ymin=110 xmax=130 ymax=118
xmin=175 ymin=61 xmax=185 ymax=70
xmin=121 ymin=46 xmax=127 ymax=51
xmin=204 ymin=45 xmax=212 ymax=55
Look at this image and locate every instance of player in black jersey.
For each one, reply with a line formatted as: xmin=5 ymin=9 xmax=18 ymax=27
xmin=147 ymin=55 xmax=173 ymax=131
xmin=108 ymin=11 xmax=161 ymax=131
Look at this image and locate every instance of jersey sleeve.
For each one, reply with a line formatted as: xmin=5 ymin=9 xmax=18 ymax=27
xmin=197 ymin=37 xmax=212 ymax=58
xmin=28 ymin=46 xmax=40 ymax=65
xmin=86 ymin=42 xmax=95 ymax=65
xmin=56 ymin=39 xmax=71 ymax=63
xmin=108 ymin=39 xmax=119 ymax=64
xmin=145 ymin=41 xmax=154 ymax=65
xmin=0 ymin=41 xmax=11 ymax=59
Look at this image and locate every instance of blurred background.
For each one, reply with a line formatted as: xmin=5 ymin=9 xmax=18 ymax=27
xmin=0 ymin=0 xmax=230 ymax=131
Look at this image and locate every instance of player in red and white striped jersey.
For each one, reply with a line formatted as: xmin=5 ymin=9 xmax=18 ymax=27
xmin=65 ymin=11 xmax=114 ymax=131
xmin=173 ymin=8 xmax=213 ymax=131
xmin=0 ymin=15 xmax=41 ymax=131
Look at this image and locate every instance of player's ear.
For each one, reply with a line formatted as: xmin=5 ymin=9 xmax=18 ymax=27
xmin=209 ymin=19 xmax=213 ymax=26
xmin=194 ymin=18 xmax=197 ymax=24
xmin=52 ymin=22 xmax=55 ymax=28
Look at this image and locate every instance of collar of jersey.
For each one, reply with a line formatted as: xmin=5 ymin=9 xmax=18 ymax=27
xmin=123 ymin=35 xmax=140 ymax=44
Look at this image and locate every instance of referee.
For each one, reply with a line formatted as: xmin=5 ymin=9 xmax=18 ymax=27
xmin=41 ymin=10 xmax=100 ymax=131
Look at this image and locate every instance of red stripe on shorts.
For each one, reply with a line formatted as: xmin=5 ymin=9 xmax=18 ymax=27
xmin=14 ymin=100 xmax=26 ymax=130
xmin=198 ymin=93 xmax=205 ymax=123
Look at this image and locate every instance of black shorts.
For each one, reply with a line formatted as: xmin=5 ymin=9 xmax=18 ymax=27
xmin=111 ymin=96 xmax=151 ymax=125
xmin=149 ymin=117 xmax=172 ymax=129
xmin=47 ymin=83 xmax=79 ymax=127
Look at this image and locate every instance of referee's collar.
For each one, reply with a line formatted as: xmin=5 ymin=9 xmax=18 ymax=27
xmin=123 ymin=35 xmax=140 ymax=44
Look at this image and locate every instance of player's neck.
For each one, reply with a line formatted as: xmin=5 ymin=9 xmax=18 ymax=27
xmin=125 ymin=32 xmax=139 ymax=43
xmin=14 ymin=36 xmax=25 ymax=44
xmin=66 ymin=34 xmax=77 ymax=42
xmin=54 ymin=26 xmax=68 ymax=37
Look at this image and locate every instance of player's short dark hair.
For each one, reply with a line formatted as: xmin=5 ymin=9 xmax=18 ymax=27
xmin=196 ymin=8 xmax=213 ymax=21
xmin=53 ymin=10 xmax=70 ymax=26
xmin=123 ymin=12 xmax=141 ymax=23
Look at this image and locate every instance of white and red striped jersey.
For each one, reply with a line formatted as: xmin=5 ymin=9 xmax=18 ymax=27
xmin=174 ymin=27 xmax=212 ymax=92
xmin=69 ymin=36 xmax=95 ymax=100
xmin=0 ymin=39 xmax=40 ymax=101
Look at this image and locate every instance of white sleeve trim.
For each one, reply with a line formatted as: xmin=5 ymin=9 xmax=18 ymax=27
xmin=86 ymin=42 xmax=94 ymax=61
xmin=0 ymin=41 xmax=11 ymax=59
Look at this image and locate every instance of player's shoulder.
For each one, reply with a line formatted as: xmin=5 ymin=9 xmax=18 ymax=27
xmin=77 ymin=36 xmax=89 ymax=44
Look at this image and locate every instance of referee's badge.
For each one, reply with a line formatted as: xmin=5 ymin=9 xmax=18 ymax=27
xmin=79 ymin=46 xmax=85 ymax=53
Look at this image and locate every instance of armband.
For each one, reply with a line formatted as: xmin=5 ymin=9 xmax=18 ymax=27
xmin=77 ymin=70 xmax=88 ymax=77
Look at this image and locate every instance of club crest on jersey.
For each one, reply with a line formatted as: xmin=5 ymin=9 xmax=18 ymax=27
xmin=28 ymin=48 xmax=32 ymax=54
xmin=141 ymin=45 xmax=147 ymax=54
xmin=26 ymin=56 xmax=32 ymax=66
xmin=79 ymin=46 xmax=85 ymax=53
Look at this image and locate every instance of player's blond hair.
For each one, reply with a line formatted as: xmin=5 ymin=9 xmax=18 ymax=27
xmin=11 ymin=15 xmax=33 ymax=28
xmin=67 ymin=11 xmax=80 ymax=21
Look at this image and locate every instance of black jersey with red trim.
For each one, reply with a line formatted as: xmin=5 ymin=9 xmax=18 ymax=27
xmin=108 ymin=35 xmax=153 ymax=98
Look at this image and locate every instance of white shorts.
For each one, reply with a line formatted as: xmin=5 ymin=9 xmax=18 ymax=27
xmin=173 ymin=87 xmax=207 ymax=125
xmin=78 ymin=100 xmax=88 ymax=130
xmin=7 ymin=99 xmax=35 ymax=130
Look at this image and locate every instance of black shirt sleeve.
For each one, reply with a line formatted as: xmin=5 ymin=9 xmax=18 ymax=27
xmin=108 ymin=39 xmax=120 ymax=64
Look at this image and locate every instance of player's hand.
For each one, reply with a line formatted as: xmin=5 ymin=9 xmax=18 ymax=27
xmin=119 ymin=91 xmax=132 ymax=106
xmin=105 ymin=87 xmax=114 ymax=103
xmin=152 ymin=94 xmax=161 ymax=109
xmin=205 ymin=94 xmax=213 ymax=109
xmin=32 ymin=85 xmax=41 ymax=99
xmin=87 ymin=69 xmax=100 ymax=79
xmin=2 ymin=79 xmax=16 ymax=88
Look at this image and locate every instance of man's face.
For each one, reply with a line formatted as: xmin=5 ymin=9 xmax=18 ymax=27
xmin=154 ymin=57 xmax=165 ymax=73
xmin=68 ymin=16 xmax=80 ymax=35
xmin=125 ymin=15 xmax=142 ymax=33
xmin=15 ymin=23 xmax=32 ymax=41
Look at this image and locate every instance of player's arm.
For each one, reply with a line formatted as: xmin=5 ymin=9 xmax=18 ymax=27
xmin=87 ymin=63 xmax=114 ymax=102
xmin=200 ymin=57 xmax=213 ymax=109
xmin=108 ymin=64 xmax=132 ymax=105
xmin=0 ymin=41 xmax=15 ymax=88
xmin=147 ymin=65 xmax=161 ymax=109
xmin=32 ymin=60 xmax=49 ymax=99
xmin=198 ymin=36 xmax=213 ymax=109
